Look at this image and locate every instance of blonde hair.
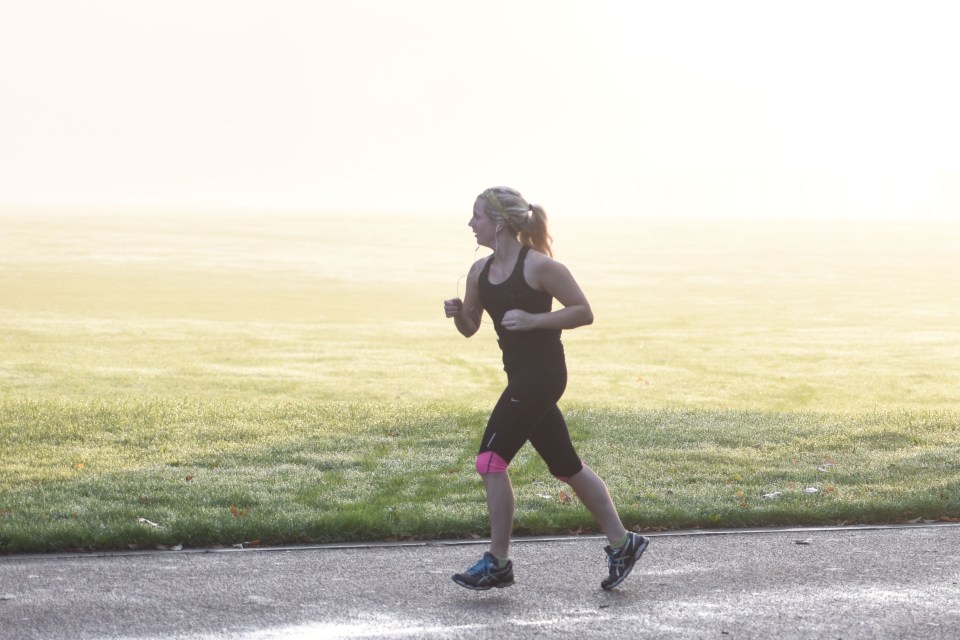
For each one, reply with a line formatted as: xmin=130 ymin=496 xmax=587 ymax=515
xmin=481 ymin=187 xmax=553 ymax=257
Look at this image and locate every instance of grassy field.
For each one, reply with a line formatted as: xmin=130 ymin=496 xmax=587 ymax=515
xmin=1 ymin=211 xmax=958 ymax=552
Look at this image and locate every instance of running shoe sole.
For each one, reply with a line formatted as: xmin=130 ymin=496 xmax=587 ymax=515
xmin=451 ymin=576 xmax=515 ymax=591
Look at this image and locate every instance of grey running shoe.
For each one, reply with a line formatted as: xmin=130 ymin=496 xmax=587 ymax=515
xmin=452 ymin=551 xmax=515 ymax=590
xmin=601 ymin=532 xmax=649 ymax=590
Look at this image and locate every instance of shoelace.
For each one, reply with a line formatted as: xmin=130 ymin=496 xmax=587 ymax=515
xmin=467 ymin=556 xmax=494 ymax=576
xmin=607 ymin=544 xmax=629 ymax=569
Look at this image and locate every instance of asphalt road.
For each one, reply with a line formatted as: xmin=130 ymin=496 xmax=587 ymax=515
xmin=1 ymin=524 xmax=958 ymax=639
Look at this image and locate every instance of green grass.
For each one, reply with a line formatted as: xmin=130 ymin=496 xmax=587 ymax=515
xmin=0 ymin=399 xmax=957 ymax=552
xmin=1 ymin=212 xmax=958 ymax=552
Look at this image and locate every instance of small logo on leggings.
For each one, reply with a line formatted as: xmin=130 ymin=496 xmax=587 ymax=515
xmin=510 ymin=397 xmax=521 ymax=403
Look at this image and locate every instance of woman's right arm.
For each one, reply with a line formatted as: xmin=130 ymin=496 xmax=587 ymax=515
xmin=444 ymin=259 xmax=484 ymax=337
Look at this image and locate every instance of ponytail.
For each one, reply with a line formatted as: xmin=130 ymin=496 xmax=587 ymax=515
xmin=520 ymin=204 xmax=553 ymax=257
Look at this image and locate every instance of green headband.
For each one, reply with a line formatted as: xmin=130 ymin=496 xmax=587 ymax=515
xmin=483 ymin=189 xmax=530 ymax=233
xmin=483 ymin=189 xmax=508 ymax=220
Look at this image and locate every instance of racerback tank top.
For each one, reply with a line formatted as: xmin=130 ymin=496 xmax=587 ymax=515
xmin=478 ymin=245 xmax=561 ymax=361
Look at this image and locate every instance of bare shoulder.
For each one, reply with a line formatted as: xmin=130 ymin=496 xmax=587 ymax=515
xmin=526 ymin=249 xmax=568 ymax=273
xmin=468 ymin=256 xmax=489 ymax=278
xmin=525 ymin=249 xmax=574 ymax=290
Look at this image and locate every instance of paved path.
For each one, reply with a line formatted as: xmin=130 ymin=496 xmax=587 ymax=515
xmin=1 ymin=524 xmax=958 ymax=639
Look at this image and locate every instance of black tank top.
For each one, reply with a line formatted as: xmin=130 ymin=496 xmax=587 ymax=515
xmin=478 ymin=245 xmax=562 ymax=361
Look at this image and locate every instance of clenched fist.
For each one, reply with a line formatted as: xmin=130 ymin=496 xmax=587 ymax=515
xmin=444 ymin=298 xmax=464 ymax=318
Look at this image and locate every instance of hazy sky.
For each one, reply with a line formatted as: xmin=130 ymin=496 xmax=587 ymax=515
xmin=2 ymin=0 xmax=958 ymax=219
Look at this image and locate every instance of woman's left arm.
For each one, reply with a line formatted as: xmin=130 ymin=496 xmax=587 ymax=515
xmin=500 ymin=257 xmax=594 ymax=332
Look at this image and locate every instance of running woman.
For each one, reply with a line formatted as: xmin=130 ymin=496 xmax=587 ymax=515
xmin=443 ymin=186 xmax=649 ymax=591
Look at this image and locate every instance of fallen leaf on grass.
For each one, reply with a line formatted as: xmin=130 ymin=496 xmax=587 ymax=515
xmin=559 ymin=490 xmax=573 ymax=504
xmin=229 ymin=505 xmax=249 ymax=518
xmin=185 ymin=475 xmax=194 ymax=482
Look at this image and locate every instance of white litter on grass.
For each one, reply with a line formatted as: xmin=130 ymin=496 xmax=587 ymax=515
xmin=804 ymin=487 xmax=819 ymax=494
xmin=762 ymin=492 xmax=783 ymax=499
xmin=137 ymin=517 xmax=161 ymax=528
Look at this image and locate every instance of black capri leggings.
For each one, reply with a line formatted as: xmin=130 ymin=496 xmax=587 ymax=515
xmin=477 ymin=343 xmax=584 ymax=479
